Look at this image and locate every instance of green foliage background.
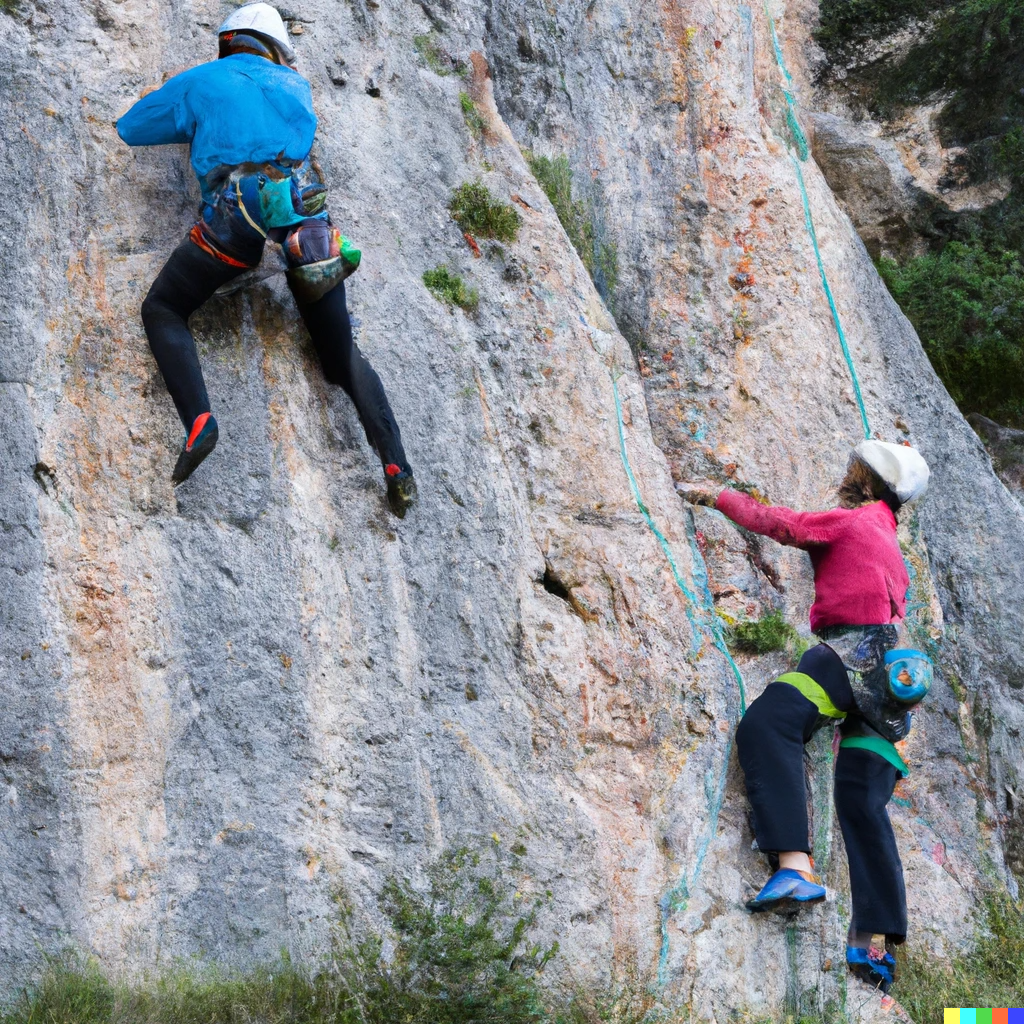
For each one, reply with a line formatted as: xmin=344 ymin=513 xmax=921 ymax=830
xmin=818 ymin=0 xmax=1024 ymax=426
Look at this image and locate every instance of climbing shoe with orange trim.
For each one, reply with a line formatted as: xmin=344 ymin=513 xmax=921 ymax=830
xmin=846 ymin=941 xmax=896 ymax=993
xmin=745 ymin=868 xmax=826 ymax=914
xmin=172 ymin=413 xmax=219 ymax=486
xmin=385 ymin=464 xmax=417 ymax=518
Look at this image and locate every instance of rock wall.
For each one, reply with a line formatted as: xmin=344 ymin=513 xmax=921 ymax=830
xmin=1 ymin=0 xmax=1022 ymax=1019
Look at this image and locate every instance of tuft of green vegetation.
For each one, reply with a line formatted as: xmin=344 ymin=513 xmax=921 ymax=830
xmin=460 ymin=92 xmax=486 ymax=140
xmin=897 ymin=893 xmax=1024 ymax=1017
xmin=449 ymin=181 xmax=521 ymax=244
xmin=413 ymin=32 xmax=455 ymax=76
xmin=527 ymin=153 xmax=618 ymax=305
xmin=878 ymin=243 xmax=1024 ymax=426
xmin=423 ymin=265 xmax=480 ymax=312
xmin=726 ymin=610 xmax=805 ymax=656
xmin=529 ymin=155 xmax=595 ymax=267
xmin=0 ymin=0 xmax=19 ymax=12
xmin=0 ymin=848 xmax=557 ymax=1024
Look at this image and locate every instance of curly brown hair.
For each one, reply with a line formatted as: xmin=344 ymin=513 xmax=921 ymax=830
xmin=837 ymin=457 xmax=901 ymax=514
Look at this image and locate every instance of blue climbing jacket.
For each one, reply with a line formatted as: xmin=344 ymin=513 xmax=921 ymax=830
xmin=116 ymin=53 xmax=317 ymax=204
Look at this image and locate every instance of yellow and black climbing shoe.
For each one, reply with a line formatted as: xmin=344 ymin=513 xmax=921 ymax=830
xmin=385 ymin=464 xmax=417 ymax=518
xmin=172 ymin=412 xmax=219 ymax=486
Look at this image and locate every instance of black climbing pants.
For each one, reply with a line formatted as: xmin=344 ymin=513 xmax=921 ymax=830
xmin=140 ymin=235 xmax=409 ymax=471
xmin=735 ymin=644 xmax=907 ymax=942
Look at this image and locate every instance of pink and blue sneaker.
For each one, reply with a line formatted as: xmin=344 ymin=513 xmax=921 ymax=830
xmin=846 ymin=942 xmax=896 ymax=993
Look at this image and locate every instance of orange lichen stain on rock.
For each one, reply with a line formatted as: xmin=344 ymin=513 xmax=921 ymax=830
xmin=214 ymin=821 xmax=256 ymax=844
xmin=655 ymin=2 xmax=697 ymax=106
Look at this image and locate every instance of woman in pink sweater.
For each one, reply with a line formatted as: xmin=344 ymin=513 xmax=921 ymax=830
xmin=682 ymin=440 xmax=931 ymax=995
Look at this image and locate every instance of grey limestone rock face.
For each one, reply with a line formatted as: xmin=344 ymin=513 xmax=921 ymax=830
xmin=0 ymin=0 xmax=1021 ymax=1020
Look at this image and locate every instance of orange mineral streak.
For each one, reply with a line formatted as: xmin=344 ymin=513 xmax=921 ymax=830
xmin=50 ymin=232 xmax=172 ymax=955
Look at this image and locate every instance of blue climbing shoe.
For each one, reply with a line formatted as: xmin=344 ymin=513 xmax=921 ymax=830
xmin=172 ymin=413 xmax=219 ymax=486
xmin=846 ymin=943 xmax=896 ymax=993
xmin=745 ymin=868 xmax=826 ymax=914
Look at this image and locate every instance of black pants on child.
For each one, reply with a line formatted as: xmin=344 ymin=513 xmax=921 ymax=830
xmin=735 ymin=644 xmax=907 ymax=942
xmin=141 ymin=234 xmax=409 ymax=472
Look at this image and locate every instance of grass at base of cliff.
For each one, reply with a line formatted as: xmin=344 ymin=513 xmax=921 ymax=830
xmin=0 ymin=846 xmax=657 ymax=1024
xmin=896 ymin=893 xmax=1024 ymax=1017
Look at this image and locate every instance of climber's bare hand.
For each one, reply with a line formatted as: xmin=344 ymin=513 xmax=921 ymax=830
xmin=675 ymin=481 xmax=720 ymax=507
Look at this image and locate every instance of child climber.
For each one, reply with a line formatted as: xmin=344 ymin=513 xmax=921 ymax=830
xmin=117 ymin=3 xmax=417 ymax=517
xmin=681 ymin=440 xmax=932 ymax=995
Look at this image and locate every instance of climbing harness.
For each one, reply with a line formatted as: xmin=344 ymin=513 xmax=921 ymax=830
xmin=775 ymin=671 xmax=845 ymax=719
xmin=839 ymin=735 xmax=909 ymax=778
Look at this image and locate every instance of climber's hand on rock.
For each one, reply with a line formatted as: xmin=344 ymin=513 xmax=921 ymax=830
xmin=675 ymin=481 xmax=720 ymax=507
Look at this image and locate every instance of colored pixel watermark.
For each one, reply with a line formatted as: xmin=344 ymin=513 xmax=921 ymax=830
xmin=943 ymin=1011 xmax=1024 ymax=1023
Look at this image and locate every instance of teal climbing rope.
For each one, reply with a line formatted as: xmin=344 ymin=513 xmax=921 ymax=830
xmin=610 ymin=371 xmax=747 ymax=712
xmin=607 ymin=369 xmax=747 ymax=986
xmin=765 ymin=4 xmax=872 ymax=440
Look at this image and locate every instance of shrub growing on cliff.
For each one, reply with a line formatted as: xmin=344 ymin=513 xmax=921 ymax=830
xmin=414 ymin=32 xmax=459 ymax=77
xmin=878 ymin=242 xmax=1024 ymax=427
xmin=528 ymin=155 xmax=595 ymax=267
xmin=449 ymin=182 xmax=521 ymax=244
xmin=527 ymin=153 xmax=618 ymax=305
xmin=460 ymin=92 xmax=486 ymax=140
xmin=423 ymin=265 xmax=479 ymax=312
xmin=726 ymin=610 xmax=805 ymax=656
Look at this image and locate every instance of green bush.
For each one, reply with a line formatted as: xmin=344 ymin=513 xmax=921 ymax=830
xmin=0 ymin=849 xmax=555 ymax=1024
xmin=449 ymin=181 xmax=521 ymax=244
xmin=528 ymin=155 xmax=595 ymax=267
xmin=878 ymin=242 xmax=1024 ymax=426
xmin=423 ymin=265 xmax=479 ymax=312
xmin=897 ymin=893 xmax=1024 ymax=1017
xmin=726 ymin=610 xmax=804 ymax=656
xmin=460 ymin=92 xmax=486 ymax=140
xmin=414 ymin=32 xmax=454 ymax=76
xmin=527 ymin=153 xmax=618 ymax=303
xmin=816 ymin=0 xmax=943 ymax=55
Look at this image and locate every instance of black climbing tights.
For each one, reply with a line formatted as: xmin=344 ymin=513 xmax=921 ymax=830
xmin=736 ymin=644 xmax=907 ymax=942
xmin=834 ymin=746 xmax=906 ymax=942
xmin=141 ymin=237 xmax=244 ymax=429
xmin=140 ymin=236 xmax=408 ymax=471
xmin=295 ymin=278 xmax=407 ymax=470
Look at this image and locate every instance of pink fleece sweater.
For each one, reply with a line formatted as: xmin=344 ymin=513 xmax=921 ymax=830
xmin=714 ymin=490 xmax=908 ymax=633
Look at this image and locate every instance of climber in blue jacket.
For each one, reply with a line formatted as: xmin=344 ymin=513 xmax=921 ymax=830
xmin=116 ymin=2 xmax=417 ymax=516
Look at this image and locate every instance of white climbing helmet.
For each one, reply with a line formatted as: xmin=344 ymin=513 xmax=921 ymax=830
xmin=853 ymin=440 xmax=930 ymax=504
xmin=218 ymin=3 xmax=294 ymax=61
